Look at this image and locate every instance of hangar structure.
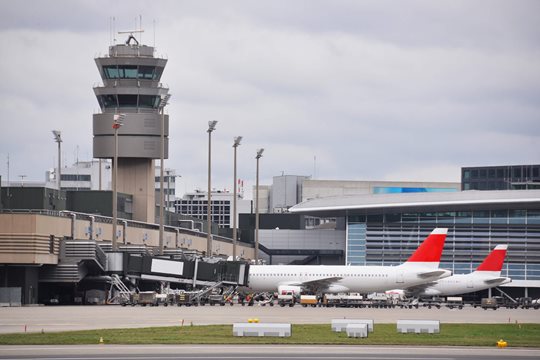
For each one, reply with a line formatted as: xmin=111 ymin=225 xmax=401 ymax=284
xmin=290 ymin=189 xmax=540 ymax=298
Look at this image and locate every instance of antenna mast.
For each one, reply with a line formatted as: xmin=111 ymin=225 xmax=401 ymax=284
xmin=113 ymin=17 xmax=116 ymax=44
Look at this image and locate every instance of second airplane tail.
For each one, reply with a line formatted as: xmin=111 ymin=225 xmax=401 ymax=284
xmin=474 ymin=244 xmax=508 ymax=275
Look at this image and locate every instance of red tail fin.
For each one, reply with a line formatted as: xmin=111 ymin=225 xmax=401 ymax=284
xmin=406 ymin=228 xmax=448 ymax=263
xmin=476 ymin=245 xmax=508 ymax=271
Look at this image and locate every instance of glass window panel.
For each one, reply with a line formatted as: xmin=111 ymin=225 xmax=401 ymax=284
xmin=138 ymin=66 xmax=155 ymax=79
xmin=154 ymin=67 xmax=164 ymax=80
xmin=118 ymin=65 xmax=138 ymax=79
xmin=139 ymin=95 xmax=159 ymax=108
xmin=99 ymin=95 xmax=117 ymax=108
xmin=117 ymin=94 xmax=138 ymax=107
xmin=103 ymin=66 xmax=119 ymax=79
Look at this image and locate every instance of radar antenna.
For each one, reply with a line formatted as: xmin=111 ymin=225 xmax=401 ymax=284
xmin=118 ymin=29 xmax=144 ymax=46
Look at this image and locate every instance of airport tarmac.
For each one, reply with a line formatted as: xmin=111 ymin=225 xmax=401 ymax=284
xmin=0 ymin=344 xmax=539 ymax=360
xmin=1 ymin=305 xmax=540 ymax=334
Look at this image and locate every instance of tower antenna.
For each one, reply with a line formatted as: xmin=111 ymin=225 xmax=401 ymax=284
xmin=153 ymin=19 xmax=156 ymax=48
xmin=139 ymin=15 xmax=143 ymax=44
xmin=113 ymin=17 xmax=116 ymax=44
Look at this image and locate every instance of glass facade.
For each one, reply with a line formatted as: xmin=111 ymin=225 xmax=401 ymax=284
xmin=102 ymin=65 xmax=164 ymax=81
xmin=96 ymin=94 xmax=162 ymax=109
xmin=373 ymin=187 xmax=457 ymax=194
xmin=347 ymin=209 xmax=540 ymax=280
xmin=462 ymin=165 xmax=540 ymax=190
xmin=174 ymin=199 xmax=233 ymax=228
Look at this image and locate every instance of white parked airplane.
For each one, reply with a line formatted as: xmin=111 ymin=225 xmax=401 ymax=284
xmin=393 ymin=244 xmax=511 ymax=297
xmin=247 ymin=228 xmax=451 ymax=294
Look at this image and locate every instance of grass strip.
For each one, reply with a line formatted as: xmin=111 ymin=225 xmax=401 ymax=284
xmin=0 ymin=324 xmax=539 ymax=347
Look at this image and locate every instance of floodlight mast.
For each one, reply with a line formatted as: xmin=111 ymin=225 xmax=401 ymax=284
xmin=255 ymin=148 xmax=264 ymax=262
xmin=158 ymin=94 xmax=171 ymax=256
xmin=112 ymin=114 xmax=125 ymax=251
xmin=206 ymin=120 xmax=218 ymax=256
xmin=52 ymin=130 xmax=62 ymax=190
xmin=232 ymin=136 xmax=243 ymax=259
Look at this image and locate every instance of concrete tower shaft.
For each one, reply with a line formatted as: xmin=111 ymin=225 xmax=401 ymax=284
xmin=93 ymin=40 xmax=170 ymax=223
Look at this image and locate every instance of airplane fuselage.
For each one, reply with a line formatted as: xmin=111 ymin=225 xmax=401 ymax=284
xmin=248 ymin=264 xmax=450 ymax=294
xmin=420 ymin=272 xmax=511 ymax=296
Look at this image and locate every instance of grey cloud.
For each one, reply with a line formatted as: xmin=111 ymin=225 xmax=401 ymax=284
xmin=0 ymin=0 xmax=539 ymax=193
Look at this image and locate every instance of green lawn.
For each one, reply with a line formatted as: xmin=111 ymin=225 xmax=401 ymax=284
xmin=0 ymin=324 xmax=539 ymax=347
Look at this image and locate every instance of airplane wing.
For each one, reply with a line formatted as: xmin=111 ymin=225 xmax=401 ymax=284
xmin=401 ymin=282 xmax=438 ymax=297
xmin=284 ymin=277 xmax=343 ymax=293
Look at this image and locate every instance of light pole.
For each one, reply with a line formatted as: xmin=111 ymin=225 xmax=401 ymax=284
xmin=206 ymin=120 xmax=218 ymax=256
xmin=52 ymin=130 xmax=62 ymax=190
xmin=255 ymin=148 xmax=264 ymax=262
xmin=112 ymin=113 xmax=125 ymax=251
xmin=159 ymin=94 xmax=171 ymax=256
xmin=232 ymin=136 xmax=242 ymax=260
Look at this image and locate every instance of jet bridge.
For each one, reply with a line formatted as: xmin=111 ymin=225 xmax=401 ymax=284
xmin=124 ymin=254 xmax=250 ymax=288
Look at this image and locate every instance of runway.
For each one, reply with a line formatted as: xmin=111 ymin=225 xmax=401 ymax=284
xmin=1 ymin=305 xmax=539 ymax=334
xmin=0 ymin=345 xmax=538 ymax=360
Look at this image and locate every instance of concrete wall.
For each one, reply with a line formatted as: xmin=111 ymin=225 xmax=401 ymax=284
xmin=0 ymin=213 xmax=255 ymax=264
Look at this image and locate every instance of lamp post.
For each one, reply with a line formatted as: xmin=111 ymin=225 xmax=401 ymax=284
xmin=255 ymin=148 xmax=264 ymax=262
xmin=206 ymin=120 xmax=218 ymax=256
xmin=112 ymin=113 xmax=125 ymax=251
xmin=158 ymin=94 xmax=171 ymax=256
xmin=52 ymin=130 xmax=62 ymax=190
xmin=232 ymin=136 xmax=242 ymax=260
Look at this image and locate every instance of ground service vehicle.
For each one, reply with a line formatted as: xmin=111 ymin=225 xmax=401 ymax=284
xmin=481 ymin=297 xmax=498 ymax=310
xmin=300 ymin=295 xmax=318 ymax=307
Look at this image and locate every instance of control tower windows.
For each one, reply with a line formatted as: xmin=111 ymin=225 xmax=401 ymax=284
xmin=139 ymin=95 xmax=160 ymax=108
xmin=119 ymin=65 xmax=138 ymax=79
xmin=117 ymin=94 xmax=138 ymax=107
xmin=102 ymin=65 xmax=164 ymax=81
xmin=138 ymin=66 xmax=155 ymax=80
xmin=96 ymin=95 xmax=163 ymax=109
xmin=98 ymin=94 xmax=117 ymax=108
xmin=103 ymin=66 xmax=120 ymax=79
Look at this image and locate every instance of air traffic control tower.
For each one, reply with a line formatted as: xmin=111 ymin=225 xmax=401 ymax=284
xmin=93 ymin=34 xmax=170 ymax=223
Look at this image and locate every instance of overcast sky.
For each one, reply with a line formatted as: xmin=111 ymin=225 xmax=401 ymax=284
xmin=1 ymin=0 xmax=539 ymax=196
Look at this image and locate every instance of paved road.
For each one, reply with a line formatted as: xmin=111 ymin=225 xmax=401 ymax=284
xmin=1 ymin=305 xmax=539 ymax=334
xmin=0 ymin=345 xmax=538 ymax=360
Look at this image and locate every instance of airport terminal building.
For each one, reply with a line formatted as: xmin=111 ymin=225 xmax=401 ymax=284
xmin=290 ymin=189 xmax=540 ymax=297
